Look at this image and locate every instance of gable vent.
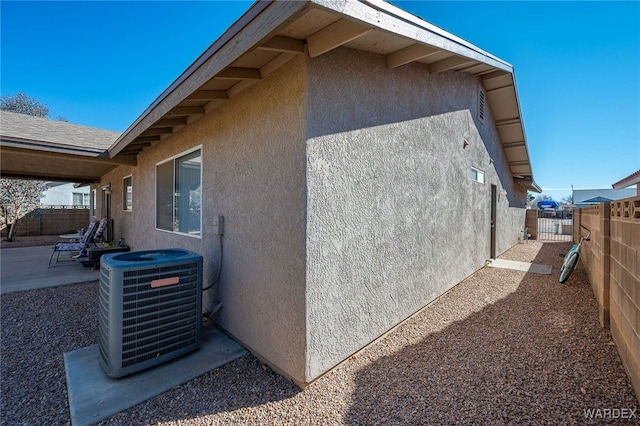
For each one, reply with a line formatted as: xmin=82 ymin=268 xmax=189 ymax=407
xmin=478 ymin=89 xmax=486 ymax=122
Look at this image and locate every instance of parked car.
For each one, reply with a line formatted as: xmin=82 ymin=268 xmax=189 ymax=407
xmin=542 ymin=207 xmax=557 ymax=218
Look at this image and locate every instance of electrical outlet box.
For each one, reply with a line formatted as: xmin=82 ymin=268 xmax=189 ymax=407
xmin=213 ymin=216 xmax=224 ymax=235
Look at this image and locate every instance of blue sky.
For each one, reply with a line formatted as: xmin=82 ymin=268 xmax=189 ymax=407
xmin=1 ymin=1 xmax=639 ymax=201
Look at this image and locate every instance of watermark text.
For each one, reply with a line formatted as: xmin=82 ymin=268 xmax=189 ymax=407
xmin=584 ymin=408 xmax=637 ymax=420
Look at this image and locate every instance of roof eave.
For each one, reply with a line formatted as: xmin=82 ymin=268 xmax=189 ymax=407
xmin=612 ymin=169 xmax=640 ymax=189
xmin=107 ymin=0 xmax=536 ymax=187
xmin=514 ymin=177 xmax=542 ymax=193
xmin=108 ymin=0 xmax=309 ymax=157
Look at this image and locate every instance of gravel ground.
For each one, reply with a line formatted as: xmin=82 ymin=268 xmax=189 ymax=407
xmin=1 ymin=240 xmax=638 ymax=425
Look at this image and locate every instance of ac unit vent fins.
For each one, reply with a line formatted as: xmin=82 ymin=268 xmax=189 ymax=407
xmin=98 ymin=249 xmax=203 ymax=378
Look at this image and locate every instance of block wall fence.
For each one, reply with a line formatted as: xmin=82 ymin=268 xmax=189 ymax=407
xmin=573 ymin=196 xmax=640 ymax=402
xmin=2 ymin=208 xmax=90 ymax=237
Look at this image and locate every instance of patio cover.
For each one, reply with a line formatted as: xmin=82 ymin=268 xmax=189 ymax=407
xmin=0 ymin=111 xmax=133 ymax=183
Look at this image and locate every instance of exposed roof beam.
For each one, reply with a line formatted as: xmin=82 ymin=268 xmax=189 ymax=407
xmin=333 ymin=0 xmax=512 ymax=70
xmin=261 ymin=52 xmax=297 ymax=77
xmin=307 ymin=19 xmax=372 ymax=58
xmin=386 ymin=43 xmax=439 ymax=69
xmin=128 ymin=141 xmax=153 ymax=148
xmin=141 ymin=127 xmax=172 ymax=137
xmin=227 ymin=52 xmax=298 ymax=98
xmin=153 ymin=118 xmax=188 ymax=127
xmin=188 ymin=90 xmax=229 ymax=101
xmin=428 ymin=55 xmax=477 ymax=74
xmin=167 ymin=106 xmax=205 ymax=116
xmin=257 ymin=35 xmax=305 ymax=54
xmin=481 ymin=69 xmax=509 ymax=81
xmin=108 ymin=153 xmax=138 ymax=166
xmin=502 ymin=141 xmax=526 ymax=149
xmin=132 ymin=136 xmax=161 ymax=143
xmin=457 ymin=63 xmax=491 ymax=74
xmin=495 ymin=118 xmax=521 ymax=128
xmin=485 ymin=84 xmax=512 ymax=94
xmin=217 ymin=67 xmax=262 ymax=80
xmin=120 ymin=147 xmax=149 ymax=154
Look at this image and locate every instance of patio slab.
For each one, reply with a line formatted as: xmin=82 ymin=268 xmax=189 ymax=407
xmin=1 ymin=246 xmax=100 ymax=294
xmin=64 ymin=325 xmax=247 ymax=426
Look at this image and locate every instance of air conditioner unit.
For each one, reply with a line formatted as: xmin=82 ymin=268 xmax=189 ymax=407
xmin=98 ymin=248 xmax=203 ymax=378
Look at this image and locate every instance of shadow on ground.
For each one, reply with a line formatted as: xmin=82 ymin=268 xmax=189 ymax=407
xmin=2 ymin=242 xmax=638 ymax=424
xmin=344 ymin=242 xmax=639 ymax=424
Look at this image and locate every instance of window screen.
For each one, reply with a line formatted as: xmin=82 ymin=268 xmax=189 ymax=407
xmin=156 ymin=148 xmax=201 ymax=236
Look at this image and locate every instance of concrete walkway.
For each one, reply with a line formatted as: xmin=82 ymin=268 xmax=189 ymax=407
xmin=0 ymin=245 xmax=100 ymax=294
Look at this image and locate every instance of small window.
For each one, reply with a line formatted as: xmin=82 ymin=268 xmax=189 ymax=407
xmin=478 ymin=89 xmax=486 ymax=122
xmin=72 ymin=192 xmax=89 ymax=207
xmin=123 ymin=176 xmax=133 ymax=211
xmin=156 ymin=147 xmax=202 ymax=237
xmin=471 ymin=167 xmax=485 ymax=184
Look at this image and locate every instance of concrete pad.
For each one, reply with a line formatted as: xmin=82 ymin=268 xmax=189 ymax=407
xmin=64 ymin=325 xmax=247 ymax=426
xmin=0 ymin=246 xmax=100 ymax=294
xmin=487 ymin=258 xmax=552 ymax=275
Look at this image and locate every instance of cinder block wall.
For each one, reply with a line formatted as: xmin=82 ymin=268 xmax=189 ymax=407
xmin=577 ymin=203 xmax=611 ymax=327
xmin=609 ymin=196 xmax=640 ymax=402
xmin=575 ymin=197 xmax=640 ymax=403
xmin=4 ymin=208 xmax=89 ymax=237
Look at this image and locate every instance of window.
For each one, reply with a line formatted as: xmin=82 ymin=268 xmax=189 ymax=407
xmin=471 ymin=167 xmax=485 ymax=184
xmin=72 ymin=192 xmax=89 ymax=207
xmin=123 ymin=176 xmax=133 ymax=211
xmin=156 ymin=148 xmax=202 ymax=236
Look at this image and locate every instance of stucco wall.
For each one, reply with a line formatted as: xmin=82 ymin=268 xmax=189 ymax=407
xmin=96 ymin=46 xmax=528 ymax=386
xmin=98 ymin=56 xmax=308 ymax=383
xmin=305 ymin=47 xmax=526 ymax=381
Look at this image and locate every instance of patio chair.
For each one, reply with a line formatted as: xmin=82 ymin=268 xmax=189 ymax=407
xmin=48 ymin=218 xmax=106 ymax=267
xmin=93 ymin=217 xmax=108 ymax=244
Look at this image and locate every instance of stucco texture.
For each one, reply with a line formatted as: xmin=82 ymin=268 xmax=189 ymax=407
xmin=97 ymin=46 xmax=527 ymax=386
xmin=304 ymin=47 xmax=526 ymax=381
xmin=98 ymin=56 xmax=308 ymax=382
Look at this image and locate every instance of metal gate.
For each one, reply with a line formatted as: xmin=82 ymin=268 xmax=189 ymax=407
xmin=537 ymin=209 xmax=573 ymax=241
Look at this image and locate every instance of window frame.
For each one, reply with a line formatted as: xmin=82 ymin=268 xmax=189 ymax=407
xmin=72 ymin=192 xmax=89 ymax=207
xmin=122 ymin=175 xmax=133 ymax=212
xmin=154 ymin=146 xmax=203 ymax=238
xmin=470 ymin=167 xmax=485 ymax=184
